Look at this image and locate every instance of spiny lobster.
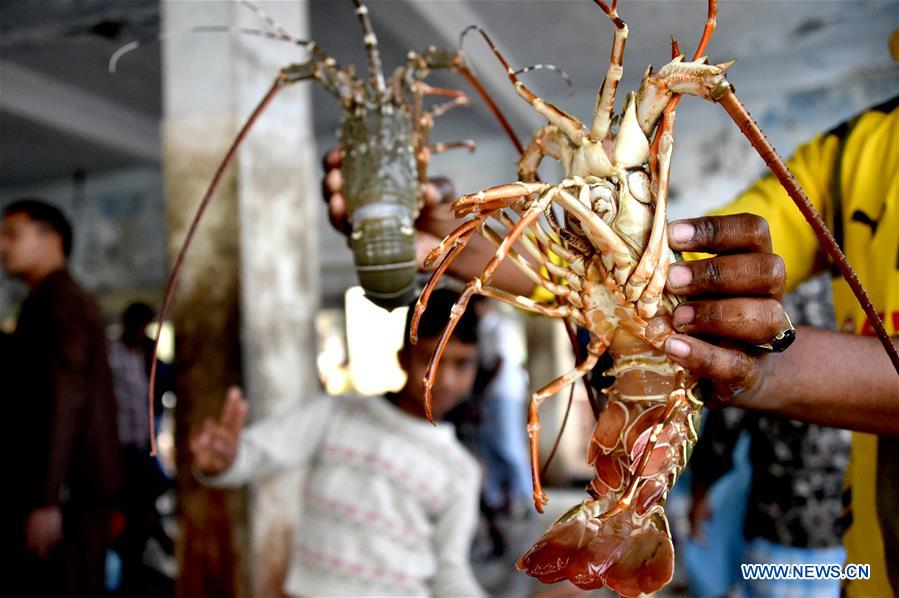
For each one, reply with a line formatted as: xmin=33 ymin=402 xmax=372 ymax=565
xmin=111 ymin=0 xmax=525 ymax=450
xmin=411 ymin=0 xmax=899 ymax=595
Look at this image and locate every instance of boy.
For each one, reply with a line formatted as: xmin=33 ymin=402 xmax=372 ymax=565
xmin=191 ymin=289 xmax=484 ymax=597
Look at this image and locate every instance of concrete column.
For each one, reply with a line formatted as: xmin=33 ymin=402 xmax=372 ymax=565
xmin=162 ymin=1 xmax=318 ymax=596
xmin=234 ymin=1 xmax=320 ymax=596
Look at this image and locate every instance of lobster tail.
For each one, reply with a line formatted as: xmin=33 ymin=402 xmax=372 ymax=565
xmin=517 ymin=500 xmax=674 ymax=597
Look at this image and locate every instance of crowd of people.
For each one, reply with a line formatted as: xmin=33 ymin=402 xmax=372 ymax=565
xmin=0 ymin=201 xmax=174 ymax=596
xmin=1 ymin=90 xmax=895 ymax=598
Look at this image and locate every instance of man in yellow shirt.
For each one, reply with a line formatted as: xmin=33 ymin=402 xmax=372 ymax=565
xmin=670 ymin=95 xmax=897 ymax=597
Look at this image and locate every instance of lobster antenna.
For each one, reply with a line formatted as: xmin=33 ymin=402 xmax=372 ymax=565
xmin=514 ymin=64 xmax=575 ymax=97
xmin=452 ymin=63 xmax=525 ymax=154
xmin=147 ymin=77 xmax=286 ymax=454
xmin=351 ymin=0 xmax=386 ymax=96
xmin=239 ymin=0 xmax=295 ymax=41
xmin=109 ymin=26 xmax=315 ymax=74
xmin=460 ymin=25 xmax=514 ymax=73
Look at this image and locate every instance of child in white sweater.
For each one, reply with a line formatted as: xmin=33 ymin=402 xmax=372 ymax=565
xmin=191 ymin=290 xmax=485 ymax=597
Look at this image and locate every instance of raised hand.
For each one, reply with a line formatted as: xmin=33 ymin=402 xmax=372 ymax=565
xmin=190 ymin=387 xmax=248 ymax=476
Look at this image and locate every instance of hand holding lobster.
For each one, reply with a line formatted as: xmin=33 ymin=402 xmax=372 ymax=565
xmin=664 ymin=214 xmax=787 ymax=402
xmin=322 ymin=147 xmax=461 ymax=271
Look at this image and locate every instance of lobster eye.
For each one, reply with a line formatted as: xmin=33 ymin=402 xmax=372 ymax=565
xmin=627 ymin=171 xmax=652 ymax=205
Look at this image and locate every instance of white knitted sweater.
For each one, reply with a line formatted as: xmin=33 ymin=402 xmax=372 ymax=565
xmin=204 ymin=394 xmax=484 ymax=597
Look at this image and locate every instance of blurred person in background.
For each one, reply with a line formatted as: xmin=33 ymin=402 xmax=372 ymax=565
xmin=471 ymin=297 xmax=532 ymax=519
xmin=0 ymin=198 xmax=122 ymax=597
xmin=108 ymin=301 xmax=174 ymax=595
xmin=190 ymin=289 xmax=485 ymax=597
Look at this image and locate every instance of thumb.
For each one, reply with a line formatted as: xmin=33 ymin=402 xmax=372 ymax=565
xmin=423 ymin=177 xmax=455 ymax=207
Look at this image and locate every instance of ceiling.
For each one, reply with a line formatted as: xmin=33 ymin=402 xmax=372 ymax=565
xmin=3 ymin=0 xmax=896 ymax=189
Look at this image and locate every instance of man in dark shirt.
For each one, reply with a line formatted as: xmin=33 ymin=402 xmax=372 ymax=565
xmin=0 ymin=199 xmax=122 ymax=597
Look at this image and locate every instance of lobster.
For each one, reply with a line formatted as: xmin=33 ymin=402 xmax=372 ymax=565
xmin=111 ymin=0 xmax=526 ymax=451
xmin=411 ymin=0 xmax=899 ymax=595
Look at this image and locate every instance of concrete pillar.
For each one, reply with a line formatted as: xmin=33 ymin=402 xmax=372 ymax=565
xmin=162 ymin=1 xmax=318 ymax=596
xmin=234 ymin=1 xmax=320 ymax=596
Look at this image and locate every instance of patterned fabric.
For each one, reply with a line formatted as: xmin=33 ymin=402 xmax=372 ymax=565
xmin=691 ymin=274 xmax=851 ymax=549
xmin=107 ymin=340 xmax=150 ymax=448
xmin=202 ymin=394 xmax=484 ymax=597
xmin=738 ymin=537 xmax=845 ymax=598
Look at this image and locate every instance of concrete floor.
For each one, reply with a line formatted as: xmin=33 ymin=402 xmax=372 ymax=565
xmin=472 ymin=488 xmax=691 ymax=598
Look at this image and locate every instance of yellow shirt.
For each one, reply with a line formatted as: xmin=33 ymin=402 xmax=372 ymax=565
xmin=711 ymin=95 xmax=899 ymax=597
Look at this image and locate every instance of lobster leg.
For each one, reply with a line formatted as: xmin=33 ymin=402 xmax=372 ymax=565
xmin=480 ymin=224 xmax=584 ymax=307
xmin=554 ymin=187 xmax=633 ymax=285
xmin=420 ymin=188 xmax=559 ymax=420
xmin=464 ymin=26 xmax=587 ymax=145
xmin=419 ymin=84 xmax=471 ymax=118
xmin=400 ymin=48 xmax=524 ymax=154
xmin=528 ymin=340 xmax=608 ymax=511
xmin=411 ymin=221 xmax=483 ymax=344
xmin=518 ymin=125 xmax=562 ymax=182
xmin=414 ymin=184 xmax=555 ymax=344
xmin=590 ymin=0 xmax=628 ymax=141
xmin=351 ymin=0 xmax=386 ymax=96
xmin=453 ymin=181 xmax=549 ymax=216
xmin=422 ymin=216 xmax=484 ymax=268
xmin=427 ymin=140 xmax=476 ymax=155
xmin=479 ymin=285 xmax=582 ymax=322
xmin=636 ymin=224 xmax=672 ymax=319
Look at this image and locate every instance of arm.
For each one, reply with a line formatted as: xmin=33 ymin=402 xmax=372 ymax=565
xmin=664 ymin=215 xmax=899 ymax=435
xmin=192 ymin=388 xmax=337 ymax=487
xmin=431 ymin=463 xmax=484 ymax=598
xmin=729 ymin=327 xmax=899 ymax=436
xmin=27 ymin=302 xmax=93 ymax=558
xmin=42 ymin=303 xmax=92 ymax=506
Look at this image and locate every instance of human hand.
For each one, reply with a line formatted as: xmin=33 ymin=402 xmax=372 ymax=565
xmin=663 ymin=214 xmax=788 ymax=402
xmin=26 ymin=505 xmax=63 ymax=559
xmin=190 ymin=387 xmax=248 ymax=477
xmin=321 ymin=147 xmax=460 ymax=270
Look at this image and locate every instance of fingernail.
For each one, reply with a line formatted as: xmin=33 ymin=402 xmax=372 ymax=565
xmin=666 ymin=337 xmax=691 ymax=358
xmin=673 ymin=305 xmax=694 ymax=329
xmin=671 ymin=222 xmax=695 ymax=244
xmin=668 ymin=265 xmax=692 ymax=289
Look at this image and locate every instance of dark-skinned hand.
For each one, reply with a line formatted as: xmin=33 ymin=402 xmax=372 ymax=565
xmin=322 ymin=146 xmax=459 ymax=271
xmin=663 ymin=213 xmax=788 ymax=403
